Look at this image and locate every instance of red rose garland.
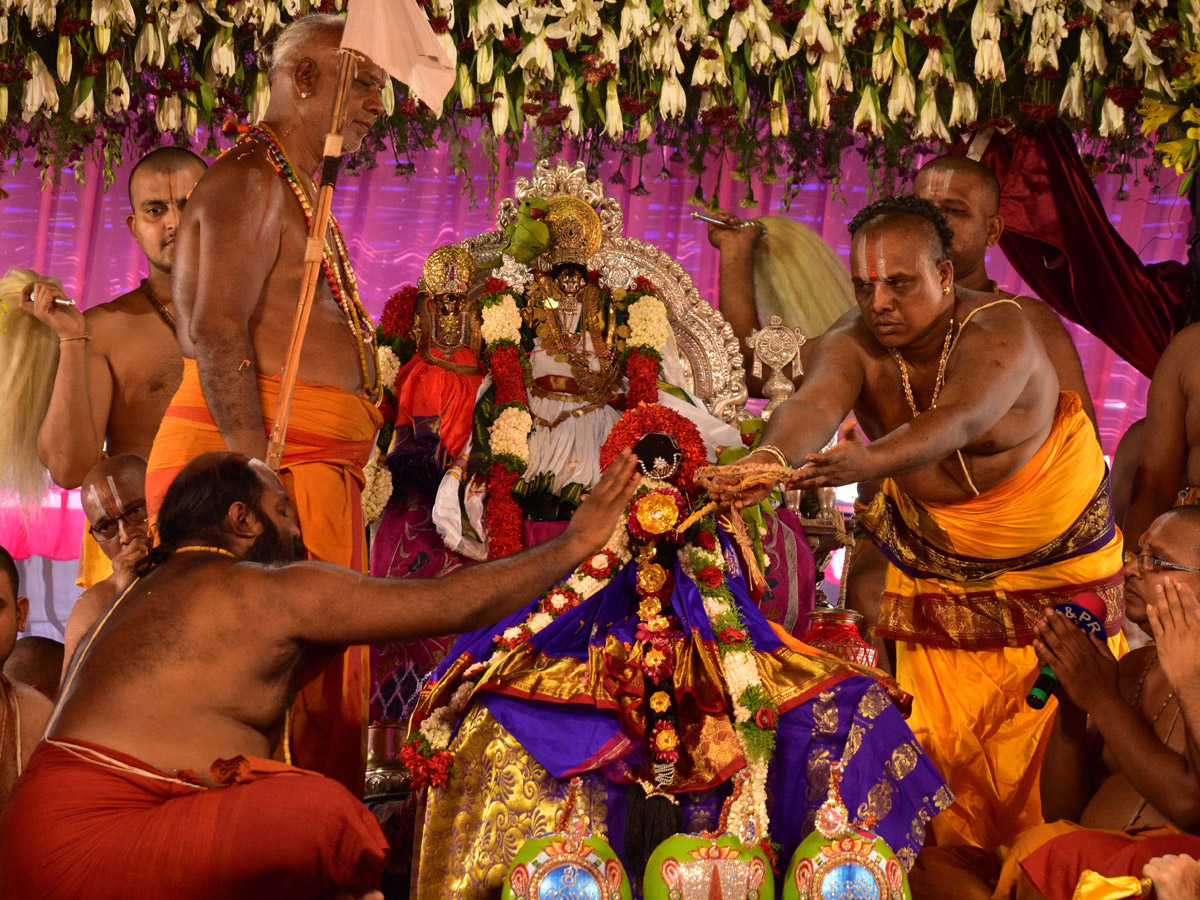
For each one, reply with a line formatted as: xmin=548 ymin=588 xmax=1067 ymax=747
xmin=380 ymin=285 xmax=419 ymax=339
xmin=599 ymin=403 xmax=709 ymax=494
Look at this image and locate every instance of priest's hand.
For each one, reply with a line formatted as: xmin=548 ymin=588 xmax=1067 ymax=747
xmin=563 ymin=450 xmax=640 ymax=557
xmin=1148 ymin=578 xmax=1200 ymax=695
xmin=791 ymin=420 xmax=872 ymax=489
xmin=19 ymin=281 xmax=86 ymax=340
xmin=1033 ymin=608 xmax=1120 ymax=714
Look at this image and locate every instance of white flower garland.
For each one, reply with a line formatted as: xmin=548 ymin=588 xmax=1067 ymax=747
xmin=489 ymin=406 xmax=533 ymax=465
xmin=626 ymin=295 xmax=670 ymax=353
xmin=377 ymin=345 xmax=402 ymax=394
xmin=361 ymin=446 xmax=393 ymax=525
xmin=679 ymin=530 xmax=774 ymax=847
xmin=480 ymin=293 xmax=523 ymax=346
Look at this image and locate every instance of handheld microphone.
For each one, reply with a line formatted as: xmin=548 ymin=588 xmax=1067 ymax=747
xmin=1026 ymin=591 xmax=1107 ymax=709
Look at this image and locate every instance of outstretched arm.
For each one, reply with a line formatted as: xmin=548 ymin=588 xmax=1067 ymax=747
xmin=264 ymin=452 xmax=640 ymax=646
xmin=795 ymin=303 xmax=1037 ymax=488
xmin=707 ymin=212 xmax=768 ymax=396
xmin=184 ymin=158 xmax=283 ymax=461
xmin=1125 ymin=326 xmax=1199 ymax=553
xmin=22 ymin=283 xmax=112 ymax=488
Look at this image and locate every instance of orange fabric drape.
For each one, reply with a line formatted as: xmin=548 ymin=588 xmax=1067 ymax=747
xmin=145 ymin=359 xmax=382 ymax=793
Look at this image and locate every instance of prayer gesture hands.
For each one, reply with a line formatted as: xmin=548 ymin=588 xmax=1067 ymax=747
xmin=1033 ymin=608 xmax=1120 ymax=713
xmin=791 ymin=420 xmax=873 ymax=490
xmin=1147 ymin=578 xmax=1200 ymax=694
xmin=19 ymin=281 xmax=85 ymax=340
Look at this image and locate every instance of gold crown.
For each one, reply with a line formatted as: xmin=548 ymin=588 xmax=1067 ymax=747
xmin=422 ymin=245 xmax=477 ymax=295
xmin=545 ymin=196 xmax=602 ymax=268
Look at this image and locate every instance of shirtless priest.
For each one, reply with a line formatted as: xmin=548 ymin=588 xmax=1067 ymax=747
xmin=0 ymin=450 xmax=639 ymax=900
xmin=722 ymin=195 xmax=1124 ymax=853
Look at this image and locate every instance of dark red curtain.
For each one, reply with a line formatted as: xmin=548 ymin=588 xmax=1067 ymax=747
xmin=979 ymin=122 xmax=1191 ymax=377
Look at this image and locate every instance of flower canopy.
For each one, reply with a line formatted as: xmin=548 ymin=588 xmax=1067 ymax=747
xmin=0 ymin=0 xmax=1195 ymax=191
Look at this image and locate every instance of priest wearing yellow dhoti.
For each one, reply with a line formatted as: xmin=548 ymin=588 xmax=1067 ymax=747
xmin=719 ymin=194 xmax=1124 ymax=853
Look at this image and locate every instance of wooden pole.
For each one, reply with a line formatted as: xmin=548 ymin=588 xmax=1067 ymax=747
xmin=266 ymin=49 xmax=361 ymax=472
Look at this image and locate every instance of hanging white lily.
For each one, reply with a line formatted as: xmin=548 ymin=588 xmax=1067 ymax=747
xmin=1058 ymin=61 xmax=1085 ymax=119
xmin=948 ymin=81 xmax=978 ymax=127
xmin=560 ymin=77 xmax=581 ymax=134
xmin=887 ymin=67 xmax=916 ymax=118
xmin=692 ymin=36 xmax=728 ymax=88
xmin=871 ymin=32 xmax=894 ymax=83
xmin=914 ymin=83 xmax=951 ymax=141
xmin=469 ymin=0 xmax=514 ymax=42
xmin=808 ymin=78 xmax=831 ymax=127
xmin=210 ymin=26 xmax=237 ymax=79
xmin=436 ymin=31 xmax=457 ymax=70
xmin=184 ymin=90 xmax=198 ymax=133
xmin=643 ymin=24 xmax=684 ymax=75
xmin=515 ymin=29 xmax=553 ymax=82
xmin=794 ymin=5 xmax=834 ymax=59
xmin=475 ymin=40 xmax=493 ymax=84
xmin=157 ymin=93 xmax=182 ymax=132
xmin=545 ymin=0 xmax=602 ymax=50
xmin=57 ymin=33 xmax=71 ymax=82
xmin=71 ymin=80 xmax=94 ymax=122
xmin=604 ymin=79 xmax=622 ymax=140
xmin=21 ymin=51 xmax=57 ymax=121
xmin=1098 ymin=0 xmax=1134 ymax=41
xmin=165 ymin=1 xmax=202 ymax=46
xmin=728 ymin=0 xmax=772 ymax=53
xmin=596 ymin=25 xmax=619 ymax=65
xmin=770 ymin=76 xmax=790 ymax=136
xmin=637 ymin=111 xmax=653 ymax=142
xmin=1121 ymin=27 xmax=1162 ymax=78
xmin=1098 ymin=95 xmax=1125 ymax=136
xmin=457 ymin=62 xmax=475 ymax=108
xmin=974 ymin=37 xmax=1006 ymax=81
xmin=659 ymin=72 xmax=687 ymax=119
xmin=104 ymin=58 xmax=129 ymax=115
xmin=24 ymin=0 xmax=54 ymax=31
xmin=249 ymin=70 xmax=270 ymax=123
xmin=492 ymin=71 xmax=509 ymax=136
xmin=134 ymin=19 xmax=167 ymax=71
xmin=618 ymin=0 xmax=652 ymax=49
xmin=0 ymin=86 xmax=7 ymax=122
xmin=970 ymin=0 xmax=1001 ymax=45
xmin=707 ymin=0 xmax=729 ymax=19
xmin=1079 ymin=24 xmax=1107 ymax=76
xmin=852 ymin=85 xmax=885 ymax=138
xmin=0 ymin=15 xmax=8 ymax=45
xmin=1026 ymin=3 xmax=1067 ymax=73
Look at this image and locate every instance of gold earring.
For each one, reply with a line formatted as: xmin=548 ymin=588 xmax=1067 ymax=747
xmin=943 ymin=286 xmax=951 ymax=294
xmin=300 ymin=92 xmax=309 ymax=99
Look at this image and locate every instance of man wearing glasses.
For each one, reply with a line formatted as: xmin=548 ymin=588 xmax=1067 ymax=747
xmin=61 ymin=455 xmax=150 ymax=672
xmin=992 ymin=505 xmax=1200 ymax=897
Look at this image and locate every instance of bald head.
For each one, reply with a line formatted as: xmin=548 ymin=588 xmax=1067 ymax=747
xmin=0 ymin=544 xmax=16 ymax=599
xmin=1152 ymin=506 xmax=1200 ymax=563
xmin=3 ymin=636 xmax=64 ymax=701
xmin=127 ymin=146 xmax=207 ymax=207
xmin=81 ymin=455 xmax=149 ymax=557
xmin=916 ymin=156 xmax=1001 ymax=217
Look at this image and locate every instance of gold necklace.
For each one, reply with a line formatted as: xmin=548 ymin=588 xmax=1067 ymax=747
xmin=174 ymin=545 xmax=237 ymax=557
xmin=891 ymin=318 xmax=955 ymax=417
xmin=140 ymin=278 xmax=176 ymax=332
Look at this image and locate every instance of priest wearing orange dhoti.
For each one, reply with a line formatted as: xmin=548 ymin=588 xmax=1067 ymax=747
xmin=716 ymin=195 xmax=1125 ymax=855
xmin=144 ymin=15 xmax=388 ymax=792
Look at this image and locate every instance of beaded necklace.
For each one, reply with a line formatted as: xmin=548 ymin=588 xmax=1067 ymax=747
xmin=140 ymin=278 xmax=176 ymax=332
xmin=244 ymin=124 xmax=382 ymax=403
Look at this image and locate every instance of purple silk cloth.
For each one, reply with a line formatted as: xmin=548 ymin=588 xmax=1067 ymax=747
xmin=757 ymin=508 xmax=816 ymax=639
xmin=430 ymin=529 xmax=948 ymax=870
xmin=368 ymin=490 xmax=468 ymax=722
xmin=980 ymin=122 xmax=1190 ymax=377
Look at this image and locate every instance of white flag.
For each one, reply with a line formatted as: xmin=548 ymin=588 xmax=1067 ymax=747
xmin=341 ymin=0 xmax=455 ymax=116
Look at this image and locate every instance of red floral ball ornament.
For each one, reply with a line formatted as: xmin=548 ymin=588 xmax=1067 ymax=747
xmin=599 ymin=404 xmax=708 ymax=494
xmin=380 ymin=285 xmax=419 ymax=339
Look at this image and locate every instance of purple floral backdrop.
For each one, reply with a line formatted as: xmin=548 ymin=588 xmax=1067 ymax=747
xmin=0 ymin=139 xmax=1188 ymax=636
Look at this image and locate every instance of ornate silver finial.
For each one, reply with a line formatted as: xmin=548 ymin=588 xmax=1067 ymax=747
xmin=747 ymin=316 xmax=807 ymax=419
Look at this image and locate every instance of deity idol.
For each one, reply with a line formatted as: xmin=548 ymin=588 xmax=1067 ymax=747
xmin=404 ymin=406 xmax=952 ymax=899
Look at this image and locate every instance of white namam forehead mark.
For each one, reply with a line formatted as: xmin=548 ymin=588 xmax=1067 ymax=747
xmin=852 ymin=228 xmax=887 ymax=282
xmin=923 ymin=166 xmax=955 ymax=201
xmin=106 ymin=474 xmax=128 ymax=515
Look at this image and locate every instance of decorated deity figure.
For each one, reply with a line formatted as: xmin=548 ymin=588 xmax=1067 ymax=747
xmin=434 ymin=196 xmax=742 ymax=559
xmin=369 ymin=244 xmax=486 ymax=723
xmin=405 ymin=406 xmax=952 ymax=900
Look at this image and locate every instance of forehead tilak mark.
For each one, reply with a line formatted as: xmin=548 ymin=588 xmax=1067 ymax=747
xmin=925 ymin=167 xmax=955 ymax=200
xmin=106 ymin=475 xmax=128 ymax=516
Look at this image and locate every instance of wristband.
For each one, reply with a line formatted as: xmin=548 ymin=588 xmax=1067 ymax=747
xmin=58 ymin=334 xmax=91 ymax=343
xmin=757 ymin=443 xmax=789 ymax=468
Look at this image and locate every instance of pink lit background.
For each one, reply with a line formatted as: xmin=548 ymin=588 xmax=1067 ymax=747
xmin=0 ymin=140 xmax=1188 ymax=635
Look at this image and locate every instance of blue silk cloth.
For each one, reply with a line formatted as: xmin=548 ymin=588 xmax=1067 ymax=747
xmin=414 ymin=530 xmax=952 ymax=889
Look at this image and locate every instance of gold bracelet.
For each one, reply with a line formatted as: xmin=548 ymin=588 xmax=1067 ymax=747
xmin=59 ymin=334 xmax=91 ymax=344
xmin=757 ymin=443 xmax=790 ymax=468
